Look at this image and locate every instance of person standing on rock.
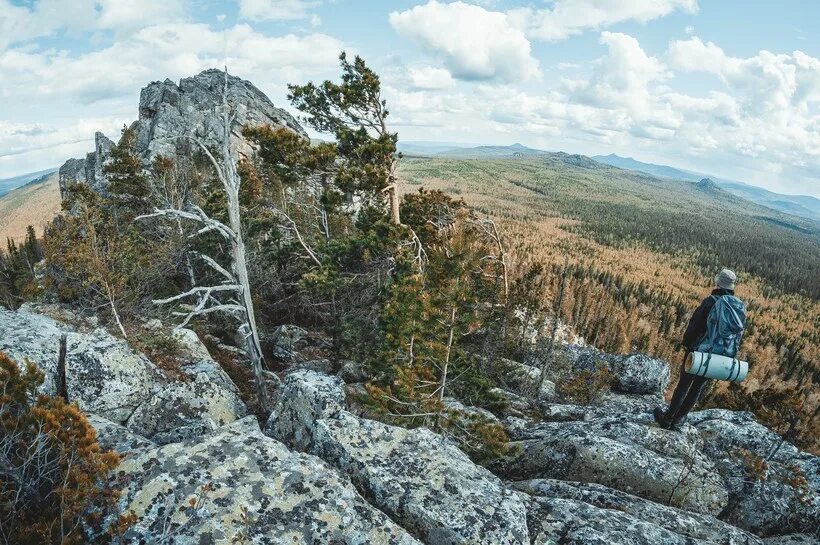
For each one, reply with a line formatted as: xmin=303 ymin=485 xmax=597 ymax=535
xmin=654 ymin=268 xmax=746 ymax=430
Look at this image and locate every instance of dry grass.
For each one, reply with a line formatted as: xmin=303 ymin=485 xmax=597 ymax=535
xmin=0 ymin=173 xmax=61 ymax=243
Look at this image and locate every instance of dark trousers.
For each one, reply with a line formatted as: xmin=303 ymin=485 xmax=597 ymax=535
xmin=667 ymin=365 xmax=709 ymax=421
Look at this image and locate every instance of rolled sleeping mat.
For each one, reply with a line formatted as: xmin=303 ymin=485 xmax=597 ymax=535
xmin=686 ymin=351 xmax=748 ymax=382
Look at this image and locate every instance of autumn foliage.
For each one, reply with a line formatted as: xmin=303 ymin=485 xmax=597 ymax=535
xmin=0 ymin=352 xmax=126 ymax=545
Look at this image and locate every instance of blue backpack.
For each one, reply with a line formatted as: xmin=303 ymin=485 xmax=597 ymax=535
xmin=696 ymin=295 xmax=746 ymax=357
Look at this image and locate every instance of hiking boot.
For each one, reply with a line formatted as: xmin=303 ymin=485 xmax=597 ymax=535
xmin=653 ymin=408 xmax=672 ymax=429
xmin=670 ymin=415 xmax=688 ymax=431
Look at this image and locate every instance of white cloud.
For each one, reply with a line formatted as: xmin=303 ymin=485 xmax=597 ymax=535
xmin=572 ymin=31 xmax=670 ymax=118
xmin=0 ymin=23 xmax=344 ymax=104
xmin=0 ymin=117 xmax=129 ymax=174
xmin=389 ymin=1 xmax=539 ymax=83
xmin=0 ymin=0 xmax=189 ymax=49
xmin=238 ymin=0 xmax=320 ymax=23
xmin=406 ymin=65 xmax=456 ymax=90
xmin=508 ymin=0 xmax=698 ymax=41
xmin=96 ymin=0 xmax=188 ymax=29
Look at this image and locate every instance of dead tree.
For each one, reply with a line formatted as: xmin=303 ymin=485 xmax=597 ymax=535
xmin=537 ymin=262 xmax=567 ymax=395
xmin=137 ymin=69 xmax=270 ymax=411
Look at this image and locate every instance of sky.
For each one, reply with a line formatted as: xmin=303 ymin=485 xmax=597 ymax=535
xmin=1 ymin=1 xmax=819 ymax=197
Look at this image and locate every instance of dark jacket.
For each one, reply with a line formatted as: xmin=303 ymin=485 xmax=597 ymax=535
xmin=682 ymin=288 xmax=735 ymax=350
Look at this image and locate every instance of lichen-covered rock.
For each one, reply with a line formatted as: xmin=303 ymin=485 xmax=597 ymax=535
xmin=764 ymin=535 xmax=819 ymax=544
xmin=126 ymin=367 xmax=247 ymax=445
xmin=265 ymin=369 xmax=345 ymax=451
xmin=523 ymin=496 xmax=707 ymax=545
xmin=512 ymin=479 xmax=762 ymax=544
xmin=539 ymin=392 xmax=666 ymax=424
xmin=87 ymin=414 xmax=155 ymax=455
xmin=0 ymin=308 xmax=166 ymax=423
xmin=493 ymin=417 xmax=728 ymax=515
xmin=113 ymin=417 xmax=420 ymax=545
xmin=313 ymin=411 xmax=530 ymax=545
xmin=0 ymin=308 xmax=246 ymax=444
xmin=689 ymin=409 xmax=820 ymax=536
xmin=610 ymin=354 xmax=670 ymax=395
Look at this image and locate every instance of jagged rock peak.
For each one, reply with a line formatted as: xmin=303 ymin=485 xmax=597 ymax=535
xmin=58 ymin=69 xmax=307 ymax=198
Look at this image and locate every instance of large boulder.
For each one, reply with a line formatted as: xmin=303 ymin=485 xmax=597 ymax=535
xmin=610 ymin=354 xmax=670 ymax=395
xmin=113 ymin=417 xmax=420 ymax=545
xmin=512 ymin=479 xmax=762 ymax=544
xmin=522 ymin=496 xmax=725 ymax=545
xmin=689 ymin=410 xmax=820 ymax=536
xmin=0 ymin=308 xmax=246 ymax=444
xmin=0 ymin=308 xmax=165 ymax=423
xmin=556 ymin=346 xmax=670 ymax=396
xmin=313 ymin=411 xmax=530 ymax=545
xmin=126 ymin=363 xmax=247 ymax=444
xmin=265 ymin=369 xmax=346 ymax=451
xmin=493 ymin=417 xmax=728 ymax=515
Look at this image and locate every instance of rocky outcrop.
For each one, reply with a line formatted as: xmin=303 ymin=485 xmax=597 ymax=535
xmin=314 ymin=411 xmax=530 ymax=545
xmin=113 ymin=416 xmax=420 ymax=545
xmin=494 ymin=416 xmax=729 ymax=515
xmin=689 ymin=409 xmax=820 ymax=536
xmin=266 ymin=369 xmax=530 ymax=544
xmin=58 ymin=132 xmax=115 ymax=197
xmin=512 ymin=479 xmax=762 ymax=544
xmin=58 ymin=69 xmax=306 ymax=197
xmin=0 ymin=307 xmax=246 ymax=444
xmin=265 ymin=369 xmax=346 ymax=451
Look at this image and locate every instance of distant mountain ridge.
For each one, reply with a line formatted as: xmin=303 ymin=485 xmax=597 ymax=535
xmin=0 ymin=168 xmax=58 ymax=197
xmin=593 ymin=153 xmax=820 ymax=222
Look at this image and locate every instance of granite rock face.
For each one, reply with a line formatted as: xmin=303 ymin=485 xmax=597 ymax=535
xmin=494 ymin=417 xmax=729 ymax=515
xmin=265 ymin=369 xmax=346 ymax=451
xmin=0 ymin=307 xmax=246 ymax=444
xmin=58 ymin=132 xmax=115 ymax=197
xmin=689 ymin=409 xmax=820 ymax=536
xmin=58 ymin=69 xmax=306 ymax=197
xmin=313 ymin=411 xmax=531 ymax=545
xmin=512 ymin=479 xmax=762 ymax=545
xmin=112 ymin=417 xmax=420 ymax=545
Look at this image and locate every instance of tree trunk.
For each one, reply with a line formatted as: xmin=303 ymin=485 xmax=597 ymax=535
xmin=222 ymin=101 xmax=270 ymax=412
xmin=388 ymin=184 xmax=401 ymax=225
xmin=57 ymin=334 xmax=68 ymax=402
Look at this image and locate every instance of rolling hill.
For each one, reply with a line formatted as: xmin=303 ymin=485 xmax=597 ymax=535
xmin=0 ymin=171 xmax=61 ymax=243
xmin=0 ymin=168 xmax=58 ymax=198
xmin=593 ymin=153 xmax=820 ymax=222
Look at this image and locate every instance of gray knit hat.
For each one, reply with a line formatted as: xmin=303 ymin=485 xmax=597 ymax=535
xmin=715 ymin=268 xmax=737 ymax=290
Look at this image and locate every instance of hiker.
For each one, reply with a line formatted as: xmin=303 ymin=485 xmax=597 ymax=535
xmin=654 ymin=268 xmax=746 ymax=430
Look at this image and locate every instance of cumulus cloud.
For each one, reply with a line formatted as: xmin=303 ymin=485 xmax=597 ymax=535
xmin=572 ymin=32 xmax=670 ymax=118
xmin=508 ymin=0 xmax=698 ymax=41
xmin=389 ymin=1 xmax=539 ymax=82
xmin=0 ymin=23 xmax=344 ymax=104
xmin=406 ymin=66 xmax=456 ymax=90
xmin=0 ymin=0 xmax=190 ymax=49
